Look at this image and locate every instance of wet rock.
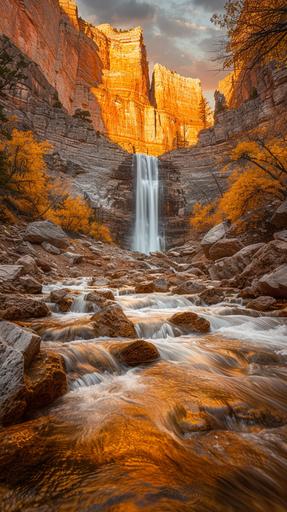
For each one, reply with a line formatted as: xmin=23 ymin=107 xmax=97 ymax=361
xmin=0 ymin=296 xmax=50 ymax=321
xmin=19 ymin=276 xmax=42 ymax=294
xmin=0 ymin=341 xmax=26 ymax=425
xmin=208 ymin=243 xmax=264 ymax=281
xmin=92 ymin=304 xmax=137 ymax=338
xmin=246 ymin=296 xmax=277 ymax=312
xmin=24 ymin=220 xmax=69 ymax=249
xmin=200 ymin=288 xmax=226 ymax=305
xmin=256 ymin=265 xmax=287 ymax=298
xmin=0 ymin=265 xmax=24 ymax=282
xmin=209 ymin=238 xmax=243 ymax=261
xmin=25 ymin=349 xmax=68 ymax=411
xmin=111 ymin=339 xmax=160 ymax=366
xmin=201 ymin=223 xmax=229 ymax=258
xmin=169 ymin=311 xmax=210 ymax=333
xmin=16 ymin=255 xmax=38 ymax=274
xmin=50 ymin=288 xmax=69 ymax=303
xmin=42 ymin=242 xmax=61 ymax=255
xmin=173 ymin=281 xmax=207 ymax=295
xmin=0 ymin=321 xmax=40 ymax=367
xmin=85 ymin=292 xmax=113 ymax=310
xmin=94 ymin=289 xmax=115 ymax=301
xmin=63 ymin=252 xmax=83 ymax=264
xmin=135 ymin=282 xmax=155 ymax=293
xmin=271 ymin=200 xmax=287 ymax=228
xmin=153 ymin=278 xmax=169 ymax=292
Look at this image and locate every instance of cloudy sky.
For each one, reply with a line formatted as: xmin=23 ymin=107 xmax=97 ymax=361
xmin=77 ymin=0 xmax=228 ymax=104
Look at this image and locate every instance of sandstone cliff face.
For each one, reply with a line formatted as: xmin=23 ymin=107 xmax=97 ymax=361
xmin=160 ymin=63 xmax=287 ymax=243
xmin=0 ymin=40 xmax=185 ymax=248
xmin=0 ymin=0 xmax=207 ymax=156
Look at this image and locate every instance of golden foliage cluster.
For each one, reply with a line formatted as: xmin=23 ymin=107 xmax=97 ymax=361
xmin=0 ymin=129 xmax=112 ymax=243
xmin=190 ymin=135 xmax=287 ymax=233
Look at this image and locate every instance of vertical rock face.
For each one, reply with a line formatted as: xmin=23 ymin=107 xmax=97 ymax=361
xmin=0 ymin=0 xmax=207 ymax=155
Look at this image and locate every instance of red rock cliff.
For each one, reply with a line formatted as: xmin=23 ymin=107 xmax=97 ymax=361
xmin=0 ymin=0 xmax=209 ymax=155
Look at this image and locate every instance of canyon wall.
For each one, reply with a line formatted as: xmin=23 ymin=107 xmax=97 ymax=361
xmin=160 ymin=62 xmax=287 ymax=242
xmin=0 ymin=0 xmax=208 ymax=155
xmin=0 ymin=39 xmax=185 ymax=248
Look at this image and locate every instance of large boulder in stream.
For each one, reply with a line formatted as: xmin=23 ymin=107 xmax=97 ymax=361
xmin=24 ymin=220 xmax=69 ymax=249
xmin=0 ymin=321 xmax=67 ymax=425
xmin=169 ymin=311 xmax=210 ymax=334
xmin=0 ymin=321 xmax=40 ymax=368
xmin=111 ymin=339 xmax=160 ymax=366
xmin=92 ymin=304 xmax=137 ymax=338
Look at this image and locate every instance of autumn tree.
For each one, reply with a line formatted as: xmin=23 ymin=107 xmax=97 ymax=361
xmin=199 ymin=96 xmax=213 ymax=129
xmin=218 ymin=137 xmax=287 ymax=230
xmin=212 ymin=0 xmax=287 ymax=71
xmin=0 ymin=129 xmax=53 ymax=217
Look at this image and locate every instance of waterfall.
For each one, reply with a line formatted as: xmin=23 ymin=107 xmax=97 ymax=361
xmin=133 ymin=154 xmax=162 ymax=254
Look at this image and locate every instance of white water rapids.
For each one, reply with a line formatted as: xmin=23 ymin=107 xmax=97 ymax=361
xmin=133 ymin=154 xmax=162 ymax=254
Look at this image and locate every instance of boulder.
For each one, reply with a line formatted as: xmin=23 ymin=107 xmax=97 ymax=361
xmin=209 ymin=238 xmax=243 ymax=261
xmin=274 ymin=230 xmax=287 ymax=242
xmin=200 ymin=288 xmax=225 ymax=305
xmin=256 ymin=265 xmax=287 ymax=298
xmin=19 ymin=276 xmax=42 ymax=294
xmin=50 ymin=288 xmax=69 ymax=304
xmin=169 ymin=311 xmax=210 ymax=333
xmin=238 ymin=241 xmax=287 ymax=287
xmin=92 ymin=304 xmax=137 ymax=338
xmin=201 ymin=223 xmax=229 ymax=258
xmin=16 ymin=255 xmax=38 ymax=274
xmin=271 ymin=200 xmax=287 ymax=229
xmin=0 ymin=265 xmax=24 ymax=282
xmin=25 ymin=349 xmax=68 ymax=411
xmin=24 ymin=221 xmax=68 ymax=249
xmin=153 ymin=278 xmax=169 ymax=292
xmin=111 ymin=339 xmax=160 ymax=366
xmin=135 ymin=282 xmax=155 ymax=294
xmin=0 ymin=296 xmax=50 ymax=321
xmin=246 ymin=296 xmax=277 ymax=312
xmin=208 ymin=243 xmax=264 ymax=281
xmin=94 ymin=289 xmax=115 ymax=301
xmin=173 ymin=281 xmax=206 ymax=295
xmin=36 ymin=258 xmax=53 ymax=272
xmin=0 ymin=321 xmax=40 ymax=368
xmin=63 ymin=252 xmax=83 ymax=264
xmin=42 ymin=242 xmax=61 ymax=255
xmin=85 ymin=292 xmax=113 ymax=310
xmin=0 ymin=341 xmax=26 ymax=426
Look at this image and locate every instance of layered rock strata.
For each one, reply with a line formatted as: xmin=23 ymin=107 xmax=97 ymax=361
xmin=0 ymin=40 xmax=185 ymax=248
xmin=0 ymin=0 xmax=208 ymax=155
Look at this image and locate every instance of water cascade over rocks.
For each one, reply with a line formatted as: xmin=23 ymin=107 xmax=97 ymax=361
xmin=133 ymin=154 xmax=162 ymax=254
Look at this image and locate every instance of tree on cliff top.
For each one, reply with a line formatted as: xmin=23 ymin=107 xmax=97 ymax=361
xmin=212 ymin=0 xmax=287 ymax=70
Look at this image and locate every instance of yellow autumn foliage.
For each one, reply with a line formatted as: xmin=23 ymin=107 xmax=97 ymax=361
xmin=190 ymin=201 xmax=222 ymax=233
xmin=0 ymin=129 xmax=112 ymax=242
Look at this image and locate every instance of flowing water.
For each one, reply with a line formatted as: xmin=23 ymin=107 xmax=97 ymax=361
xmin=133 ymin=154 xmax=162 ymax=254
xmin=1 ymin=279 xmax=287 ymax=512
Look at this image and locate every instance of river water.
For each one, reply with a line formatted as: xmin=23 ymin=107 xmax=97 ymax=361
xmin=2 ymin=278 xmax=287 ymax=511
